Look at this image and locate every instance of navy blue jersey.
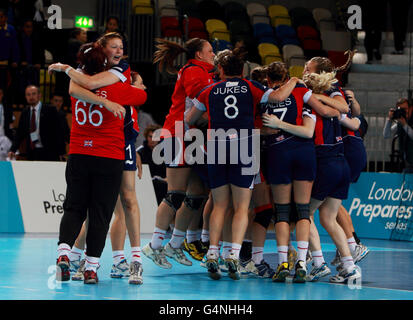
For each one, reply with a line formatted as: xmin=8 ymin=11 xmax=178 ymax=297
xmin=259 ymin=83 xmax=315 ymax=145
xmin=194 ymin=78 xmax=273 ymax=135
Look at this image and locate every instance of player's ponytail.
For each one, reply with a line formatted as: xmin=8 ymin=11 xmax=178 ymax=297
xmin=333 ymin=50 xmax=357 ymax=73
xmin=309 ymin=50 xmax=356 ymax=74
xmin=77 ymin=42 xmax=107 ymax=75
xmin=153 ymin=37 xmax=207 ymax=74
xmin=303 ymin=71 xmax=337 ymax=93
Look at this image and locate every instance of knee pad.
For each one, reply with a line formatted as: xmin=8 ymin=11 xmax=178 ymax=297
xmin=163 ymin=191 xmax=186 ymax=212
xmin=254 ymin=208 xmax=273 ymax=229
xmin=296 ymin=203 xmax=310 ymax=222
xmin=184 ymin=195 xmax=207 ymax=211
xmin=274 ymin=203 xmax=291 ymax=224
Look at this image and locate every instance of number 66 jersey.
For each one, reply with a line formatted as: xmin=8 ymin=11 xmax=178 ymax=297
xmin=69 ymin=82 xmax=147 ymax=160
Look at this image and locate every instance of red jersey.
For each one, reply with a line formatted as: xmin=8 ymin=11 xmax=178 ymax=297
xmin=69 ymin=82 xmax=147 ymax=159
xmin=161 ymin=59 xmax=214 ymax=138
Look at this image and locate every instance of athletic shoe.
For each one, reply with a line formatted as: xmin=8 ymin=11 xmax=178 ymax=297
xmin=306 ymin=250 xmax=313 ymax=265
xmin=206 ymin=252 xmax=221 ymax=280
xmin=84 ymin=270 xmax=98 ymax=284
xmin=225 ymin=253 xmax=241 ymax=280
xmin=272 ymin=262 xmax=290 ymax=282
xmin=200 ymin=255 xmax=207 ymax=268
xmin=293 ymin=260 xmax=307 ymax=283
xmin=69 ymin=257 xmax=81 ymax=273
xmin=164 ymin=243 xmax=193 ymax=266
xmin=239 ymin=259 xmax=254 ymax=276
xmin=142 ymin=243 xmax=172 ymax=269
xmin=56 ymin=255 xmax=71 ymax=282
xmin=218 ymin=255 xmax=228 ymax=272
xmin=129 ymin=261 xmax=143 ymax=285
xmin=330 ymin=265 xmax=361 ymax=284
xmin=352 ymin=244 xmax=370 ymax=264
xmin=183 ymin=239 xmax=207 ymax=261
xmin=251 ymin=260 xmax=276 ymax=278
xmin=72 ymin=259 xmax=85 ymax=281
xmin=201 ymin=240 xmax=209 ymax=252
xmin=110 ymin=259 xmax=130 ymax=278
xmin=306 ymin=262 xmax=331 ymax=282
xmin=331 ymin=249 xmax=341 ymax=266
xmin=288 ymin=247 xmax=297 ymax=271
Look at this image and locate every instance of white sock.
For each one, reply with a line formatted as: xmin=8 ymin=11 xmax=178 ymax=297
xmin=252 ymin=246 xmax=264 ymax=264
xmin=186 ymin=230 xmax=198 ymax=243
xmin=231 ymin=243 xmax=242 ymax=259
xmin=196 ymin=229 xmax=202 ymax=241
xmin=68 ymin=246 xmax=83 ymax=262
xmin=201 ymin=229 xmax=209 ymax=243
xmin=85 ymin=255 xmax=100 ymax=272
xmin=347 ymin=237 xmax=357 ymax=254
xmin=207 ymin=245 xmax=219 ymax=258
xmin=222 ymin=242 xmax=232 ymax=259
xmin=341 ymin=256 xmax=355 ymax=271
xmin=297 ymin=241 xmax=309 ymax=263
xmin=112 ymin=250 xmax=125 ymax=265
xmin=57 ymin=243 xmax=71 ymax=258
xmin=169 ymin=228 xmax=186 ymax=249
xmin=131 ymin=247 xmax=142 ymax=263
xmin=277 ymin=245 xmax=288 ymax=265
xmin=151 ymin=227 xmax=167 ymax=249
xmin=312 ymin=250 xmax=325 ymax=267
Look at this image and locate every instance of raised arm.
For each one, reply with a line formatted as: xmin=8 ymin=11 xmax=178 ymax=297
xmin=307 ymin=95 xmax=341 ymax=118
xmin=312 ymin=93 xmax=349 ymax=114
xmin=262 ymin=113 xmax=315 ymax=139
xmin=267 ymin=77 xmax=299 ymax=103
xmin=69 ymin=80 xmax=125 ymax=119
xmin=49 ymin=63 xmax=121 ymax=90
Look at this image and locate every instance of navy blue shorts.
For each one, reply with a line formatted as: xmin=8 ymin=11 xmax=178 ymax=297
xmin=193 ymin=144 xmax=210 ymax=188
xmin=124 ymin=139 xmax=137 ymax=171
xmin=344 ymin=136 xmax=367 ymax=183
xmin=311 ymin=156 xmax=351 ymax=201
xmin=264 ymin=138 xmax=316 ymax=185
xmin=207 ymin=163 xmax=256 ymax=189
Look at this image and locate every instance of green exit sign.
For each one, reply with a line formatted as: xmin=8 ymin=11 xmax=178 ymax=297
xmin=75 ymin=16 xmax=94 ymax=28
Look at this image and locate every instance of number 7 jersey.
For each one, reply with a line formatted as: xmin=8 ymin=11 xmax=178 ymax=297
xmin=69 ymin=82 xmax=147 ymax=160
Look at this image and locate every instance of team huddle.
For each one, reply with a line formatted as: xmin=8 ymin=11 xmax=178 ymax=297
xmin=51 ymin=34 xmax=369 ymax=285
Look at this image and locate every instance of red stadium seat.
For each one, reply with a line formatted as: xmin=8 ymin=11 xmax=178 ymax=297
xmin=161 ymin=16 xmax=182 ymax=37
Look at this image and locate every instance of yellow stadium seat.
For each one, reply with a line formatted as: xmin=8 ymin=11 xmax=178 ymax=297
xmin=205 ymin=19 xmax=230 ymax=41
xmin=134 ymin=6 xmax=154 ymax=14
xmin=289 ymin=65 xmax=304 ymax=79
xmin=258 ymin=43 xmax=282 ymax=65
xmin=271 ymin=16 xmax=291 ymax=27
xmin=132 ymin=0 xmax=151 ymax=6
xmin=268 ymin=5 xmax=289 ymax=18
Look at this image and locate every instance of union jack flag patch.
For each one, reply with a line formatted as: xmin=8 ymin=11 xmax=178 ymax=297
xmin=84 ymin=140 xmax=93 ymax=147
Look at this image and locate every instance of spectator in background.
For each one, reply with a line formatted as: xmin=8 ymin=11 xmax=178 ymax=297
xmin=0 ymin=87 xmax=14 ymax=141
xmin=102 ymin=16 xmax=128 ymax=55
xmin=360 ymin=0 xmax=387 ymax=64
xmin=135 ymin=108 xmax=157 ymax=148
xmin=65 ymin=28 xmax=88 ymax=68
xmin=137 ymin=124 xmax=167 ymax=205
xmin=1 ymin=0 xmax=37 ymax=28
xmin=0 ymin=7 xmax=19 ymax=94
xmin=388 ymin=0 xmax=413 ymax=54
xmin=50 ymin=92 xmax=70 ymax=152
xmin=8 ymin=85 xmax=65 ymax=161
xmin=383 ymin=98 xmax=413 ymax=172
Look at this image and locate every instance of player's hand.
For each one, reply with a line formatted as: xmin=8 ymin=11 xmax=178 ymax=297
xmin=104 ymin=100 xmax=126 ymax=119
xmin=262 ymin=113 xmax=282 ymax=129
xmin=136 ymin=153 xmax=143 ymax=180
xmin=345 ymin=90 xmax=355 ymax=103
xmin=48 ymin=63 xmax=70 ymax=75
xmin=7 ymin=151 xmax=16 ymax=160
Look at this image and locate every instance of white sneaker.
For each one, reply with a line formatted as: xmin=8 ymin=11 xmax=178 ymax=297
xmin=218 ymin=255 xmax=228 ymax=272
xmin=306 ymin=262 xmax=331 ymax=282
xmin=225 ymin=253 xmax=241 ymax=280
xmin=71 ymin=259 xmax=85 ymax=281
xmin=163 ymin=243 xmax=192 ymax=266
xmin=330 ymin=265 xmax=362 ymax=284
xmin=142 ymin=243 xmax=172 ymax=269
xmin=110 ymin=259 xmax=130 ymax=278
xmin=352 ymin=244 xmax=370 ymax=264
xmin=206 ymin=252 xmax=221 ymax=280
xmin=129 ymin=261 xmax=143 ymax=285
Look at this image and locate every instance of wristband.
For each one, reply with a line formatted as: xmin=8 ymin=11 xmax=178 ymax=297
xmin=65 ymin=66 xmax=73 ymax=75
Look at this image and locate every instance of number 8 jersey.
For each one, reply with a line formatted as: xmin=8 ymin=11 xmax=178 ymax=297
xmin=69 ymin=82 xmax=147 ymax=160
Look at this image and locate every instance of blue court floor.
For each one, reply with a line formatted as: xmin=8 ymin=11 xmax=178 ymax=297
xmin=0 ymin=233 xmax=412 ymax=300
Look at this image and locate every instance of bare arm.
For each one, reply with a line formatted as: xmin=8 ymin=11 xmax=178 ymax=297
xmin=340 ymin=115 xmax=361 ymax=131
xmin=262 ymin=113 xmax=315 ymax=139
xmin=307 ymin=95 xmax=341 ymax=118
xmin=267 ymin=77 xmax=299 ymax=103
xmin=49 ymin=63 xmax=121 ymax=90
xmin=69 ymin=80 xmax=126 ymax=119
xmin=313 ymin=93 xmax=349 ymax=114
xmin=345 ymin=90 xmax=361 ymax=116
xmin=185 ymin=106 xmax=205 ymax=126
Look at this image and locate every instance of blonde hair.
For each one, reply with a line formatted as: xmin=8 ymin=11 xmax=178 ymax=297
xmin=303 ymin=71 xmax=337 ymax=93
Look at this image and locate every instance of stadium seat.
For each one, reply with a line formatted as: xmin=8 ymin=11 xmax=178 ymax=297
xmin=297 ymin=25 xmax=322 ymax=51
xmin=289 ymin=7 xmax=317 ymax=29
xmin=258 ymin=43 xmax=282 ymax=65
xmin=288 ymin=65 xmax=304 ymax=78
xmin=211 ymin=39 xmax=233 ymax=53
xmin=229 ymin=19 xmax=252 ymax=38
xmin=161 ymin=16 xmax=182 ymax=37
xmin=182 ymin=17 xmax=208 ymax=39
xmin=257 ymin=36 xmax=277 ymax=45
xmin=188 ymin=30 xmax=208 ymax=39
xmin=283 ymin=44 xmax=306 ymax=67
xmin=243 ymin=61 xmax=261 ymax=78
xmin=205 ymin=19 xmax=230 ymax=41
xmin=133 ymin=0 xmax=154 ymax=14
xmin=321 ymin=30 xmax=351 ymax=51
xmin=198 ymin=0 xmax=224 ymax=22
xmin=223 ymin=2 xmax=249 ymax=22
xmin=253 ymin=23 xmax=274 ymax=39
xmin=268 ymin=5 xmax=291 ymax=27
xmin=160 ymin=7 xmax=179 ymax=17
xmin=312 ymin=8 xmax=335 ymax=31
xmin=251 ymin=15 xmax=271 ymax=25
xmin=247 ymin=2 xmax=267 ymax=21
xmin=158 ymin=0 xmax=176 ymax=10
xmin=275 ymin=25 xmax=299 ymax=47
